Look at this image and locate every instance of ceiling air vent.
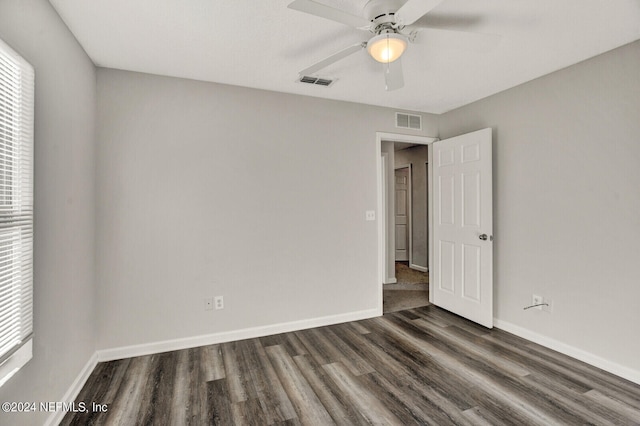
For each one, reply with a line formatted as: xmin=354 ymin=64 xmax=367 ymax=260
xmin=298 ymin=75 xmax=335 ymax=87
xmin=396 ymin=112 xmax=422 ymax=130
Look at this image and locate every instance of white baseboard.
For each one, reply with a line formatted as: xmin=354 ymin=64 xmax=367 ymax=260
xmin=494 ymin=318 xmax=640 ymax=386
xmin=45 ymin=352 xmax=98 ymax=426
xmin=384 ymin=278 xmax=397 ymax=284
xmin=97 ymin=308 xmax=380 ymax=362
xmin=409 ymin=264 xmax=428 ymax=273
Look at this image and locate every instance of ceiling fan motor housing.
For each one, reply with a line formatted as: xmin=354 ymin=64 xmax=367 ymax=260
xmin=363 ymin=0 xmax=405 ymax=25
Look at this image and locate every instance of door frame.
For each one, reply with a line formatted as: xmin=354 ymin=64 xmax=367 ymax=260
xmin=394 ymin=164 xmax=412 ymax=264
xmin=415 ymin=159 xmax=429 ymax=273
xmin=380 ymin=152 xmax=389 ymax=284
xmin=376 ymin=132 xmax=437 ymax=314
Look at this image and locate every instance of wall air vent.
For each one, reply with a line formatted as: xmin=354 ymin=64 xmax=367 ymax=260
xmin=396 ymin=112 xmax=422 ymax=130
xmin=298 ymin=75 xmax=335 ymax=87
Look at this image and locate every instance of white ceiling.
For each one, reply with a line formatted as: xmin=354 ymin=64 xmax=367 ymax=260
xmin=49 ymin=0 xmax=640 ymax=114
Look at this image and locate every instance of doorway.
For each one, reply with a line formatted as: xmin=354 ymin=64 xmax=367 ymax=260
xmin=377 ymin=133 xmax=436 ymax=314
xmin=377 ymin=129 xmax=494 ymax=327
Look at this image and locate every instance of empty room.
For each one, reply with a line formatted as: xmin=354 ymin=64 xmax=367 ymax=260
xmin=1 ymin=0 xmax=639 ymax=424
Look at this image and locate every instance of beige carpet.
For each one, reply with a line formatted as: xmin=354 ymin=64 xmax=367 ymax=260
xmin=395 ymin=262 xmax=429 ymax=285
xmin=383 ymin=262 xmax=430 ymax=313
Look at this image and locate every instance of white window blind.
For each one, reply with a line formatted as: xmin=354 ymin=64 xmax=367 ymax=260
xmin=0 ymin=37 xmax=34 ymax=387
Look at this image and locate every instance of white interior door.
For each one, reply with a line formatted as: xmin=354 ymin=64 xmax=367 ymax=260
xmin=395 ymin=167 xmax=410 ymax=261
xmin=431 ymin=128 xmax=493 ymax=328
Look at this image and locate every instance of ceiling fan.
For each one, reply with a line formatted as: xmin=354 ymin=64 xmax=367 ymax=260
xmin=289 ymin=0 xmax=495 ymax=91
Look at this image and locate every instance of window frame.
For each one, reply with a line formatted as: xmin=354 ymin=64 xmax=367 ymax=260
xmin=0 ymin=37 xmax=35 ymax=387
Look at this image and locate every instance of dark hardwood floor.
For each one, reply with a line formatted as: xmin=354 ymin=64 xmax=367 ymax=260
xmin=62 ymin=306 xmax=640 ymax=425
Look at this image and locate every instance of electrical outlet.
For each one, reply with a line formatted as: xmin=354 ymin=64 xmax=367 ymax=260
xmin=205 ymin=298 xmax=213 ymax=311
xmin=366 ymin=210 xmax=375 ymax=221
xmin=542 ymin=297 xmax=553 ymax=313
xmin=214 ymin=296 xmax=224 ymax=310
xmin=532 ymin=294 xmax=543 ymax=310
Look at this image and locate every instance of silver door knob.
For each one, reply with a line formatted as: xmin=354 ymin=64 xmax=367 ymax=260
xmin=479 ymin=234 xmax=488 ymax=240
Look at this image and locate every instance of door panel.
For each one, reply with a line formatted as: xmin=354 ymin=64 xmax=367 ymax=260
xmin=431 ymin=128 xmax=493 ymax=328
xmin=438 ymin=240 xmax=455 ymax=293
xmin=438 ymin=174 xmax=455 ymax=225
xmin=462 ymin=243 xmax=481 ymax=301
xmin=462 ymin=172 xmax=480 ymax=227
xmin=395 ymin=224 xmax=407 ymax=250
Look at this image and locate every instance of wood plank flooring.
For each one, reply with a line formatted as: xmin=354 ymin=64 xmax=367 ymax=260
xmin=62 ymin=306 xmax=640 ymax=425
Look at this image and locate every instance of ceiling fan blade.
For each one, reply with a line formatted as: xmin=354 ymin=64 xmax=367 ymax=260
xmin=299 ymin=42 xmax=366 ymax=76
xmin=395 ymin=0 xmax=446 ymax=26
xmin=288 ymin=0 xmax=369 ymax=28
xmin=414 ymin=27 xmax=501 ymax=52
xmin=383 ymin=58 xmax=404 ymax=91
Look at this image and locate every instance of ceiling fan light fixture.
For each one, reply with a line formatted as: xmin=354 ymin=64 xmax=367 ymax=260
xmin=367 ymin=32 xmax=407 ymax=63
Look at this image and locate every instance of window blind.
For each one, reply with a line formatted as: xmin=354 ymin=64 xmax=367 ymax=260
xmin=0 ymin=37 xmax=34 ymax=386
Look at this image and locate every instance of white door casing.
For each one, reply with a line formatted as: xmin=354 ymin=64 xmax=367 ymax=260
xmin=377 ymin=133 xmax=437 ymax=314
xmin=395 ymin=167 xmax=410 ymax=262
xmin=431 ymin=128 xmax=493 ymax=328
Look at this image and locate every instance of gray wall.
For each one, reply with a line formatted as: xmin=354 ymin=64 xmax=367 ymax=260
xmin=394 ymin=145 xmax=429 ymax=269
xmin=95 ymin=69 xmax=438 ymax=350
xmin=0 ymin=0 xmax=97 ymax=425
xmin=439 ymin=40 xmax=640 ymax=372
